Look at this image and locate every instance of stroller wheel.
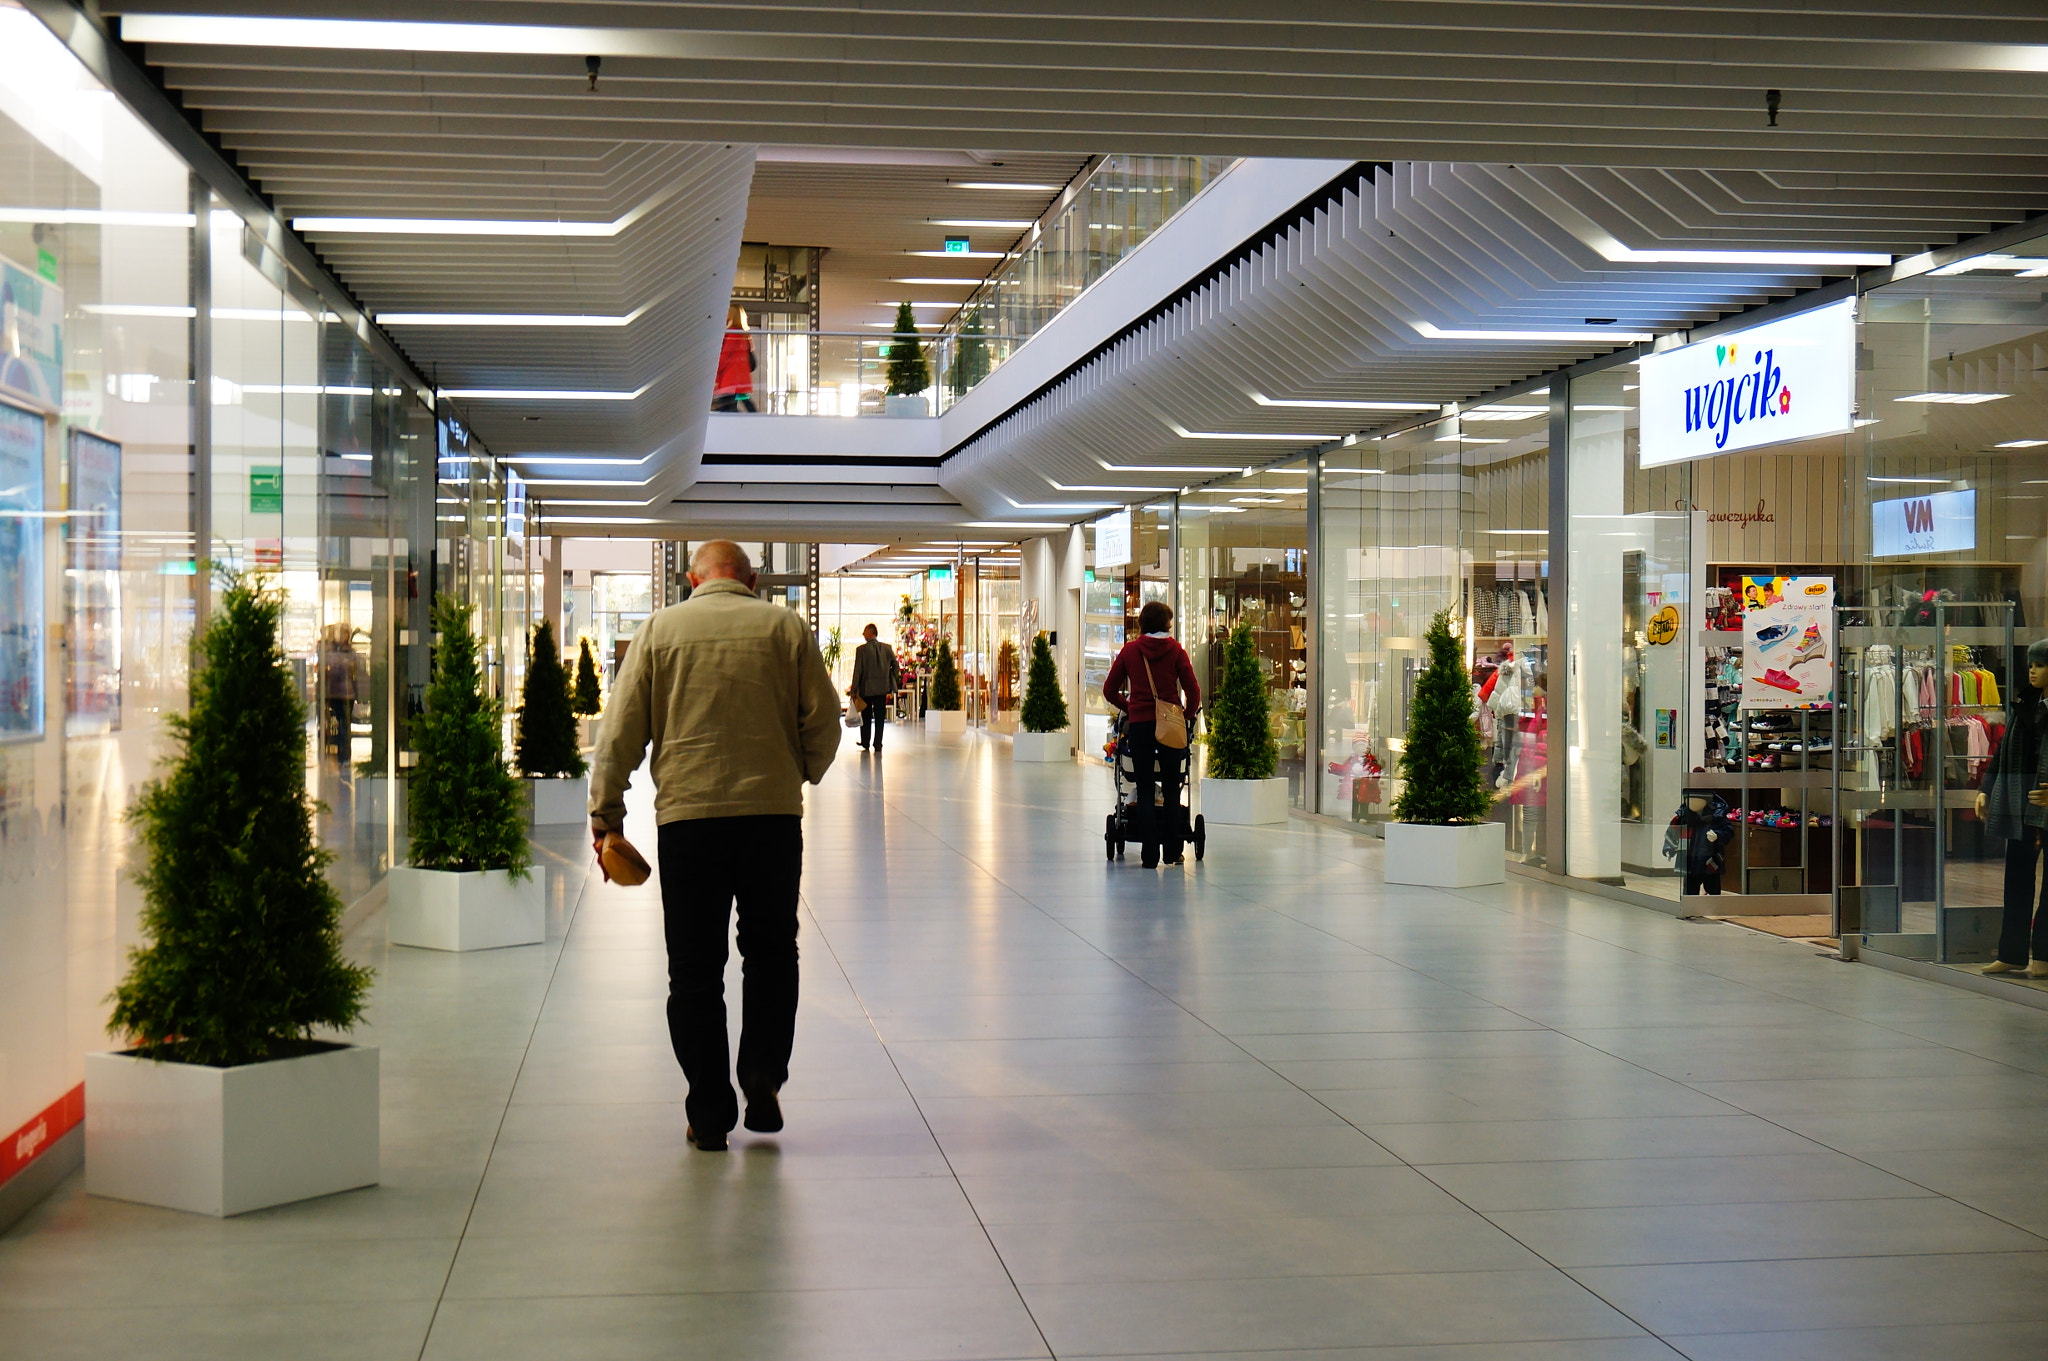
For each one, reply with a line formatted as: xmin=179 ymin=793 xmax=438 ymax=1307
xmin=1105 ymin=814 xmax=1118 ymax=860
xmin=1194 ymin=814 xmax=1206 ymax=861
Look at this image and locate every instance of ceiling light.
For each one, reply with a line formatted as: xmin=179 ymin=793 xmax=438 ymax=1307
xmin=1460 ymin=406 xmax=1548 ymax=421
xmin=1046 ymin=482 xmax=1171 ymax=492
xmin=963 ymin=521 xmax=1073 ymax=529
xmin=892 ymin=278 xmax=981 ymax=286
xmin=120 ymin=14 xmax=705 ymax=56
xmin=907 ymin=250 xmax=1010 ymax=259
xmin=440 ymin=385 xmax=649 ymax=400
xmin=1867 ymin=476 xmax=1956 ymax=484
xmin=930 ymin=219 xmax=1032 ymax=229
xmin=499 ymin=455 xmax=650 ymax=466
xmin=954 ymin=183 xmax=1061 ymax=192
xmin=380 ymin=307 xmax=648 ymax=326
xmin=0 ymin=207 xmax=195 ymax=228
xmin=543 ymin=516 xmax=667 ymax=524
xmin=1895 ymin=392 xmax=2008 ymax=404
xmin=1098 ymin=461 xmax=1252 ymax=474
xmin=1930 ymin=254 xmax=2048 ymax=277
xmin=1996 ymin=440 xmax=2048 ymax=448
xmin=295 ymin=215 xmax=617 ymax=236
xmin=1480 ymin=529 xmax=1548 ymax=535
xmin=1414 ymin=322 xmax=1654 ymax=342
xmin=1250 ymin=393 xmax=1436 ymax=411
xmin=1594 ymin=243 xmax=1891 ymax=267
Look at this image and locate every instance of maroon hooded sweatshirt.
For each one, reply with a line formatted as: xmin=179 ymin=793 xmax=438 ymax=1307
xmin=1104 ymin=634 xmax=1200 ymax=723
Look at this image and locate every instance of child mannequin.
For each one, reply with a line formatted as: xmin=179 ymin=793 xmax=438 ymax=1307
xmin=1664 ymin=791 xmax=1735 ymax=896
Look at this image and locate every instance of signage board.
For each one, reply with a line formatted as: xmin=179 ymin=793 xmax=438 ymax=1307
xmin=1872 ymin=487 xmax=1975 ymax=557
xmin=506 ymin=467 xmax=527 ymax=539
xmin=1639 ymin=299 xmax=1856 ymax=468
xmin=942 ymin=236 xmax=970 ymax=254
xmin=1740 ymin=575 xmax=1835 ymax=709
xmin=0 ymin=397 xmax=44 ymax=743
xmin=249 ymin=465 xmax=283 ymax=515
xmin=1094 ymin=508 xmax=1132 ymax=568
xmin=0 ymin=253 xmax=62 ymax=408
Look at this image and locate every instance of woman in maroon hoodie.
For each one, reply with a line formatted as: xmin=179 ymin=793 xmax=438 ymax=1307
xmin=1104 ymin=601 xmax=1202 ymax=867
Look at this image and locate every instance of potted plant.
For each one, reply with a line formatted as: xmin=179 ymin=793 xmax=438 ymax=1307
xmin=883 ymin=301 xmax=931 ymax=416
xmin=1203 ymin=620 xmax=1288 ymax=824
xmin=573 ymin=634 xmax=602 ymax=749
xmin=926 ymin=637 xmax=966 ymax=734
xmin=1013 ymin=631 xmax=1071 ymax=761
xmin=388 ymin=595 xmax=542 ymax=951
xmin=515 ymin=618 xmax=588 ymax=824
xmin=991 ymin=637 xmax=1020 ymax=733
xmin=87 ymin=574 xmax=378 ymax=1217
xmin=946 ymin=308 xmax=991 ymax=398
xmin=1384 ymin=607 xmax=1503 ymax=886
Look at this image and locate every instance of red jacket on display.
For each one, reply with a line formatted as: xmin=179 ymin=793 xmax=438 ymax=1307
xmin=1103 ymin=634 xmax=1200 ymax=723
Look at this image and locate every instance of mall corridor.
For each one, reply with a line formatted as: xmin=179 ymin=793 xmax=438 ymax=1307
xmin=7 ymin=733 xmax=2048 ymax=1359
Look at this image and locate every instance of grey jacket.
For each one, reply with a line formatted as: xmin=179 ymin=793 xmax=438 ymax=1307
xmin=588 ymin=578 xmax=840 ymax=829
xmin=850 ymin=639 xmax=899 ymax=698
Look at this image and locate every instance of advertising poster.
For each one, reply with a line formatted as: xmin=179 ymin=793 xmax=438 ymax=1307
xmin=67 ymin=430 xmax=121 ymax=733
xmin=0 ymin=253 xmax=62 ymax=409
xmin=1741 ymin=575 xmax=1835 ymax=709
xmin=0 ymin=398 xmax=46 ymax=742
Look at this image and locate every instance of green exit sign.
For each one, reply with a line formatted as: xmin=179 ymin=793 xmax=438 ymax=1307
xmin=942 ymin=236 xmax=970 ymax=254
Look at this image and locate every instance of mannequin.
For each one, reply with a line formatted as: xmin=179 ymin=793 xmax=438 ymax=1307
xmin=1974 ymin=640 xmax=2048 ymax=977
xmin=1664 ymin=791 xmax=1734 ymax=896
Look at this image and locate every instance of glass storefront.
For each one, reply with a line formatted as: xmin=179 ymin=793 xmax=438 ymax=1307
xmin=0 ymin=0 xmax=531 ymax=1178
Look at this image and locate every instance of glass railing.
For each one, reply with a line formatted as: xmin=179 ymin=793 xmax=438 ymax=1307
xmin=708 ymin=155 xmax=1235 ymax=418
xmin=931 ymin=153 xmax=1235 ymax=405
xmin=712 ymin=330 xmax=960 ymax=417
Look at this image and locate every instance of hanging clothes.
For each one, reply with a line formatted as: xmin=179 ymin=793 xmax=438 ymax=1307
xmin=1864 ymin=645 xmax=1899 ymax=745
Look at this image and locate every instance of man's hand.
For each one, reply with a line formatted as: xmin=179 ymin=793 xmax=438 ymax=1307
xmin=1977 ymin=791 xmax=1989 ymax=818
xmin=2028 ymin=784 xmax=2048 ymax=809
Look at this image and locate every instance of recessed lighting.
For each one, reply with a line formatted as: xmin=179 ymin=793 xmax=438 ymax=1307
xmin=930 ymin=219 xmax=1033 ymax=229
xmin=1413 ymin=322 xmax=1655 ymax=342
xmin=892 ymin=278 xmax=982 ymax=286
xmin=1996 ymin=439 xmax=2048 ymax=448
xmin=1252 ymin=394 xmax=1436 ymax=411
xmin=1895 ymin=392 xmax=2008 ymax=404
xmin=954 ymin=182 xmax=1061 ymax=192
xmin=907 ymin=250 xmax=1011 ymax=259
xmin=440 ymin=385 xmax=649 ymax=400
xmin=296 ymin=215 xmax=617 ymax=236
xmin=1460 ymin=406 xmax=1548 ymax=421
xmin=380 ymin=308 xmax=648 ymax=326
xmin=1867 ymin=476 xmax=1956 ymax=484
xmin=1594 ymin=243 xmax=1891 ymax=267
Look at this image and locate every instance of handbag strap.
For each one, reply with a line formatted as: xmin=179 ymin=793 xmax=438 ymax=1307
xmin=1138 ymin=650 xmax=1176 ymax=710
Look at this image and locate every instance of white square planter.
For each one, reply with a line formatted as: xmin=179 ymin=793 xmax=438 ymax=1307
xmin=1384 ymin=820 xmax=1506 ymax=887
xmin=925 ymin=709 xmax=966 ymax=735
xmin=884 ymin=393 xmax=929 ymax=417
xmin=387 ymin=865 xmax=545 ymax=952
xmin=85 ymin=1043 xmax=378 ymax=1217
xmin=1012 ymin=729 xmax=1072 ymax=761
xmin=527 ymin=774 xmax=588 ymax=825
xmin=1201 ymin=776 xmax=1290 ymax=825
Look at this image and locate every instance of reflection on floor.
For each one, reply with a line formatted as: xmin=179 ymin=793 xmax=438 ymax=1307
xmin=7 ymin=728 xmax=2048 ymax=1359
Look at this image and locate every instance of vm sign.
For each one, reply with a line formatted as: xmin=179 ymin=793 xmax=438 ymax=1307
xmin=1872 ymin=488 xmax=1975 ymax=558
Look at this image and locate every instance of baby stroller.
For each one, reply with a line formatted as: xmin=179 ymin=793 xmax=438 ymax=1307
xmin=1104 ymin=713 xmax=1206 ymax=862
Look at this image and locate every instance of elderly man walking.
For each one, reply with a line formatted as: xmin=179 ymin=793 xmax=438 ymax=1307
xmin=589 ymin=540 xmax=841 ymax=1151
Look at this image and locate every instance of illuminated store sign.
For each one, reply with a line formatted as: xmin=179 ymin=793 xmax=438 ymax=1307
xmin=1872 ymin=487 xmax=1975 ymax=557
xmin=1094 ymin=508 xmax=1131 ymax=568
xmin=1639 ymin=299 xmax=1855 ymax=468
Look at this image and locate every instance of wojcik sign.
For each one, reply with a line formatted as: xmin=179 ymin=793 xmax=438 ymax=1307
xmin=1638 ymin=299 xmax=1856 ymax=469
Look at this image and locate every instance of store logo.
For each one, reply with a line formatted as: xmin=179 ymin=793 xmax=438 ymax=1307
xmin=14 ymin=1119 xmax=46 ymax=1164
xmin=1873 ymin=488 xmax=1975 ymax=557
xmin=1640 ymin=299 xmax=1854 ymax=468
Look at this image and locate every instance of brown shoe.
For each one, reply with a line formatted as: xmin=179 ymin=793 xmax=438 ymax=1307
xmin=1984 ymin=960 xmax=2025 ymax=975
xmin=2028 ymin=960 xmax=2048 ymax=980
xmin=685 ymin=1124 xmax=729 ymax=1152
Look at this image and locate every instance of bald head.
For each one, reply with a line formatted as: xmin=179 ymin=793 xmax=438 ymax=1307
xmin=687 ymin=540 xmax=755 ymax=589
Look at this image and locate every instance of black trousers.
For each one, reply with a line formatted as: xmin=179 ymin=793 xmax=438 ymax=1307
xmin=1682 ymin=868 xmax=1722 ymax=896
xmin=859 ymin=694 xmax=890 ymax=748
xmin=1999 ymin=829 xmax=2048 ymax=965
xmin=656 ymin=815 xmax=802 ymax=1135
xmin=325 ymin=698 xmax=352 ymax=764
xmin=1124 ymin=720 xmax=1186 ymax=864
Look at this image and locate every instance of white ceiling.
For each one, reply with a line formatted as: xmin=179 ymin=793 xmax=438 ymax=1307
xmin=91 ymin=0 xmax=2048 ymax=538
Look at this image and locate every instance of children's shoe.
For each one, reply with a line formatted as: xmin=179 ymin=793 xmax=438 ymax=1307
xmin=1759 ymin=668 xmax=1802 ymax=693
xmin=1754 ymin=623 xmax=1792 ymax=652
xmin=1787 ymin=623 xmax=1827 ymax=667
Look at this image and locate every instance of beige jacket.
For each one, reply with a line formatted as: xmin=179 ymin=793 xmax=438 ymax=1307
xmin=588 ymin=578 xmax=840 ymax=830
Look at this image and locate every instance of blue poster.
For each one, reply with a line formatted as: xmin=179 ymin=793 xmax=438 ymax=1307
xmin=0 ymin=398 xmax=45 ymax=742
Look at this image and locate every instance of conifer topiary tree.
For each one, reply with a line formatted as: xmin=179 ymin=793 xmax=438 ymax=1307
xmin=573 ymin=636 xmax=602 ymax=716
xmin=946 ymin=309 xmax=991 ymax=397
xmin=930 ymin=637 xmax=962 ymax=710
xmin=1020 ymin=631 xmax=1067 ymax=733
xmin=110 ymin=574 xmax=371 ymax=1067
xmin=1206 ymin=620 xmax=1278 ymax=781
xmin=408 ymin=594 xmax=530 ymax=877
xmin=885 ymin=301 xmax=930 ymax=396
xmin=515 ymin=619 xmax=586 ymax=779
xmin=1392 ymin=607 xmax=1492 ymax=825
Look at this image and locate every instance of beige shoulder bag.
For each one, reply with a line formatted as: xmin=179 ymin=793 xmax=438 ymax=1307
xmin=1141 ymin=653 xmax=1188 ymax=749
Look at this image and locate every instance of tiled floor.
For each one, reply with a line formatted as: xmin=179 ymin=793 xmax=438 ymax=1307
xmin=7 ymin=730 xmax=2048 ymax=1359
